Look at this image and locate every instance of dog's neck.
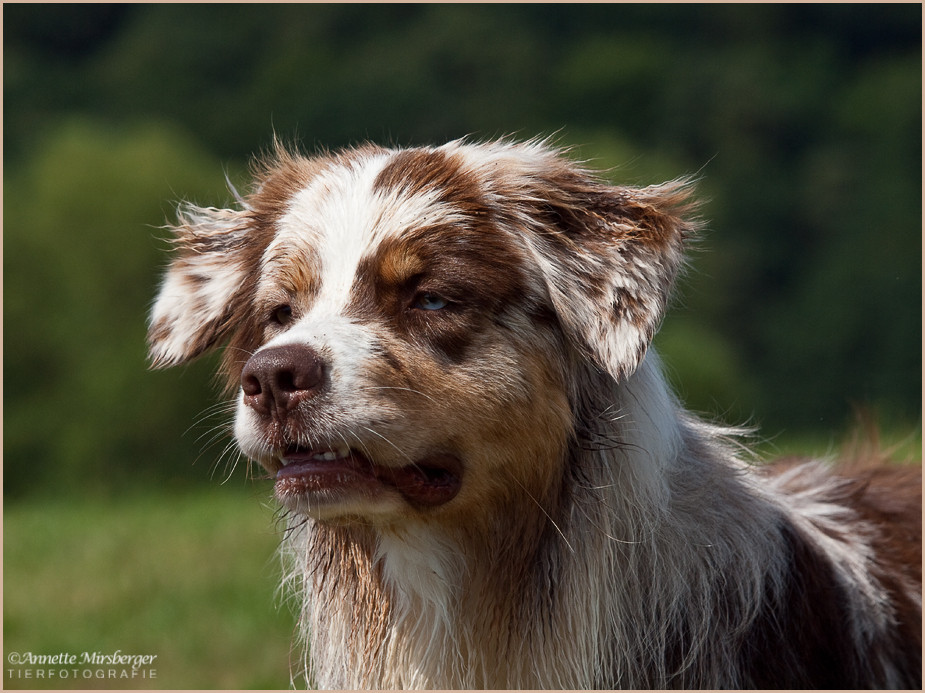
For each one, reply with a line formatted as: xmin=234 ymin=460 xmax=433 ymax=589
xmin=286 ymin=352 xmax=776 ymax=689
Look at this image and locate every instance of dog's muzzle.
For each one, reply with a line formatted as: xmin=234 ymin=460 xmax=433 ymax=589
xmin=240 ymin=344 xmax=463 ymax=511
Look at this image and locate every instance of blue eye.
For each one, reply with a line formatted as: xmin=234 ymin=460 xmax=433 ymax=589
xmin=414 ymin=292 xmax=448 ymax=311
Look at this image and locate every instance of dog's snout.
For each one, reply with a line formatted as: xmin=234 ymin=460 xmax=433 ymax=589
xmin=241 ymin=344 xmax=325 ymax=416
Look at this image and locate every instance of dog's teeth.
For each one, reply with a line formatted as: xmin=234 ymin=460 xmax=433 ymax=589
xmin=311 ymin=448 xmax=351 ymax=462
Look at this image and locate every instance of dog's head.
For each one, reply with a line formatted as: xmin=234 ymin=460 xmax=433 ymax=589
xmin=148 ymin=140 xmax=696 ymax=524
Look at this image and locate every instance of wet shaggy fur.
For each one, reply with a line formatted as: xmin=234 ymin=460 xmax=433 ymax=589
xmin=148 ymin=139 xmax=921 ymax=689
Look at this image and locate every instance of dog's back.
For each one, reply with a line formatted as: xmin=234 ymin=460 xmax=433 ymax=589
xmin=741 ymin=460 xmax=921 ymax=688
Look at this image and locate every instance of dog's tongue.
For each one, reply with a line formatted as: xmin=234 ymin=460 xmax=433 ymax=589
xmin=276 ymin=450 xmax=462 ymax=507
xmin=379 ymin=454 xmax=462 ymax=507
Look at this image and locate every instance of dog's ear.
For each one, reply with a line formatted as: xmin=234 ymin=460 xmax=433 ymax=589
xmin=147 ymin=204 xmax=254 ymax=368
xmin=521 ymin=163 xmax=698 ymax=382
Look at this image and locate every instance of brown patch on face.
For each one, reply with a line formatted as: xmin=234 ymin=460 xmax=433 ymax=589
xmin=258 ymin=240 xmax=323 ymax=321
xmin=349 ymin=219 xmax=534 ymax=363
xmin=373 ymin=147 xmax=489 ymax=221
xmin=329 ymin=147 xmax=543 ymax=363
xmin=376 ymin=242 xmax=426 ymax=287
xmin=278 ymin=253 xmax=321 ymax=300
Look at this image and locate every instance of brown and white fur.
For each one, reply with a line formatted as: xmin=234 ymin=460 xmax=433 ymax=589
xmin=148 ymin=139 xmax=921 ymax=689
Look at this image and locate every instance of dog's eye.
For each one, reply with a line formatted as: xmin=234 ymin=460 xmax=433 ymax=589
xmin=270 ymin=304 xmax=293 ymax=325
xmin=413 ymin=292 xmax=449 ymax=311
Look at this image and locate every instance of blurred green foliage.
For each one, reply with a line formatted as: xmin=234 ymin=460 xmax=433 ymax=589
xmin=4 ymin=119 xmax=235 ymax=498
xmin=3 ymin=5 xmax=921 ymax=501
xmin=3 ymin=486 xmax=290 ymax=689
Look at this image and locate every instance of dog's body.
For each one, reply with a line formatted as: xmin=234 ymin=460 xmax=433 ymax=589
xmin=148 ymin=139 xmax=921 ymax=689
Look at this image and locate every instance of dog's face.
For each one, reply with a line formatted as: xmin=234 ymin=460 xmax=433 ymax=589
xmin=148 ymin=140 xmax=694 ymax=525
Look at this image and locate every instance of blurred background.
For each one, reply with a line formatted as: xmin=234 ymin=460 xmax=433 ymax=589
xmin=4 ymin=4 xmax=921 ymax=689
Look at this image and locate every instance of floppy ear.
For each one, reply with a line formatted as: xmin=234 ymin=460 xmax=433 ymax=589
xmin=522 ymin=166 xmax=698 ymax=382
xmin=147 ymin=204 xmax=253 ymax=368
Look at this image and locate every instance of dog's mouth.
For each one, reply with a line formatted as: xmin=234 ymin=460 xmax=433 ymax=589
xmin=275 ymin=445 xmax=463 ymax=509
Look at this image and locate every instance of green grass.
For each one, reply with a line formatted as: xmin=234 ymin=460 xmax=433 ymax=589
xmin=3 ymin=484 xmax=294 ymax=689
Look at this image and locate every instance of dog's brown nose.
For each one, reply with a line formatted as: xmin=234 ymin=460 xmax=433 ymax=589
xmin=240 ymin=344 xmax=325 ymax=417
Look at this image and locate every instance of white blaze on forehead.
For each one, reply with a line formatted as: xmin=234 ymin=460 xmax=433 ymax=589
xmin=264 ymin=149 xmax=449 ymax=315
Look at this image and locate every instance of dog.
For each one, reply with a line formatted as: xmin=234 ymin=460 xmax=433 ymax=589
xmin=148 ymin=138 xmax=921 ymax=689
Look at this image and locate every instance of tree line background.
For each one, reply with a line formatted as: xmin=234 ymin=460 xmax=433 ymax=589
xmin=4 ymin=4 xmax=922 ymax=501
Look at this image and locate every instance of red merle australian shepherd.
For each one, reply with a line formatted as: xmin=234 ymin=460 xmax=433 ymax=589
xmin=148 ymin=138 xmax=921 ymax=689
